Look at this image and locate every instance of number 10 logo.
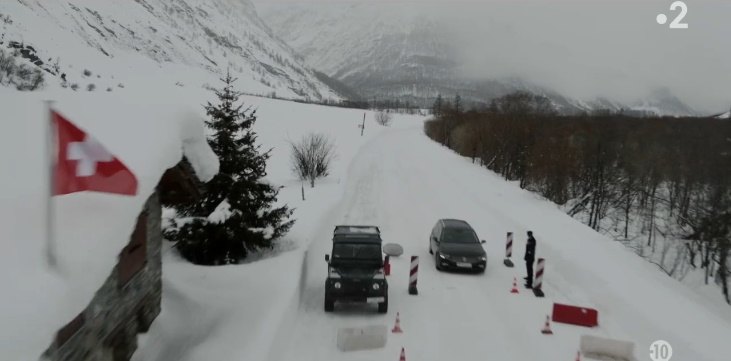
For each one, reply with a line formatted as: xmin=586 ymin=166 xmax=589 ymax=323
xmin=650 ymin=340 xmax=673 ymax=361
xmin=656 ymin=1 xmax=688 ymax=29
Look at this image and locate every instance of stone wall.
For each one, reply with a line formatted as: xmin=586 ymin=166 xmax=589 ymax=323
xmin=43 ymin=193 xmax=163 ymax=361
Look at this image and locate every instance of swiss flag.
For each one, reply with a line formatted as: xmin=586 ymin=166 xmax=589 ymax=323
xmin=53 ymin=111 xmax=138 ymax=196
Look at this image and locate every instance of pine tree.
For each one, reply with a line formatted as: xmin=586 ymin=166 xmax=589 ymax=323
xmin=453 ymin=93 xmax=462 ymax=114
xmin=166 ymin=71 xmax=294 ymax=265
xmin=432 ymin=94 xmax=443 ymax=117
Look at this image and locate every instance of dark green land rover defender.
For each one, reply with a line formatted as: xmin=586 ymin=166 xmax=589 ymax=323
xmin=324 ymin=225 xmax=388 ymax=313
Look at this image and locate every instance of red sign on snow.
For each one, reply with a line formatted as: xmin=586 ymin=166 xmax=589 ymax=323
xmin=552 ymin=303 xmax=599 ymax=327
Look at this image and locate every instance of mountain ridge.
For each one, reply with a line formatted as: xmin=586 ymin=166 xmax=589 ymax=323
xmin=259 ymin=1 xmax=699 ymax=116
xmin=0 ymin=0 xmax=338 ymax=100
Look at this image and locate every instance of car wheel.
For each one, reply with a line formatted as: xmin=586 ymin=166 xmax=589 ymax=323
xmin=435 ymin=252 xmax=442 ymax=271
xmin=429 ymin=244 xmax=433 ymax=254
xmin=378 ymin=297 xmax=388 ymax=313
xmin=324 ymin=297 xmax=334 ymax=312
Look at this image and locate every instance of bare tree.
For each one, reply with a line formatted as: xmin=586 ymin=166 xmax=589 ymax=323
xmin=375 ymin=111 xmax=392 ymax=126
xmin=290 ymin=133 xmax=336 ymax=188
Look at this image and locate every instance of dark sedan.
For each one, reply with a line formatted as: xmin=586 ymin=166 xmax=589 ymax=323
xmin=429 ymin=219 xmax=487 ymax=272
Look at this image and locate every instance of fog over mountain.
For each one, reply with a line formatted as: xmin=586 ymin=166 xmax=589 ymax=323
xmin=259 ymin=0 xmax=731 ymax=115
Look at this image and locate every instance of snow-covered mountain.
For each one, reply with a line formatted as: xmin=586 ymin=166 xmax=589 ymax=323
xmin=260 ymin=2 xmax=696 ymax=116
xmin=258 ymin=2 xmax=466 ymax=103
xmin=0 ymin=0 xmax=338 ymax=100
xmin=261 ymin=3 xmax=453 ymax=84
xmin=629 ymin=87 xmax=698 ymax=117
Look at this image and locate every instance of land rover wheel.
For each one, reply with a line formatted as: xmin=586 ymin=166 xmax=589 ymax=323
xmin=378 ymin=296 xmax=388 ymax=313
xmin=324 ymin=297 xmax=334 ymax=312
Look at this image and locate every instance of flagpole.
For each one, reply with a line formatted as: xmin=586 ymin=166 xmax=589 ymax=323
xmin=45 ymin=100 xmax=57 ymax=268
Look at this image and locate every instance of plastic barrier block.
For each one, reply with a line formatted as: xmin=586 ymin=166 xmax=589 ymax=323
xmin=580 ymin=335 xmax=636 ymax=361
xmin=551 ymin=303 xmax=599 ymax=327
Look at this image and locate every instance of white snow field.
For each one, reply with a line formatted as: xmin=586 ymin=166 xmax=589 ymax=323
xmin=132 ymin=98 xmax=730 ymax=361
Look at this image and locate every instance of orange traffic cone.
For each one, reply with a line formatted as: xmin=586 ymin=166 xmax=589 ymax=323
xmin=399 ymin=347 xmax=406 ymax=361
xmin=575 ymin=351 xmax=581 ymax=361
xmin=392 ymin=312 xmax=403 ymax=333
xmin=540 ymin=315 xmax=553 ymax=335
xmin=510 ymin=277 xmax=520 ymax=294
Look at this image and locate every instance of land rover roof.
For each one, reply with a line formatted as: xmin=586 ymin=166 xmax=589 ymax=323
xmin=332 ymin=225 xmax=382 ymax=244
xmin=333 ymin=225 xmax=380 ymax=235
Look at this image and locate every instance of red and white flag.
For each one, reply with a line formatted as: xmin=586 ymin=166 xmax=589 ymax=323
xmin=52 ymin=111 xmax=138 ymax=196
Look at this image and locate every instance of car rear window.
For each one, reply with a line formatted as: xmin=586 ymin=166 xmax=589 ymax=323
xmin=442 ymin=227 xmax=479 ymax=244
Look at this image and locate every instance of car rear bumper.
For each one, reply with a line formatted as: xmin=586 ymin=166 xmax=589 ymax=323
xmin=332 ymin=295 xmax=387 ymax=303
xmin=438 ymin=258 xmax=486 ymax=271
xmin=326 ymin=279 xmax=388 ymax=302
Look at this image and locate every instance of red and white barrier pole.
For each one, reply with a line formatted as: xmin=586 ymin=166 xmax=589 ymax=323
xmin=408 ymin=256 xmax=419 ymax=295
xmin=384 ymin=255 xmax=391 ymax=276
xmin=504 ymin=232 xmax=514 ymax=267
xmin=506 ymin=232 xmax=513 ymax=257
xmin=533 ymin=258 xmax=545 ymax=297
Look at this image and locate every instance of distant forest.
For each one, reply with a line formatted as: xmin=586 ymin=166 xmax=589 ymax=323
xmin=425 ymin=91 xmax=731 ymax=304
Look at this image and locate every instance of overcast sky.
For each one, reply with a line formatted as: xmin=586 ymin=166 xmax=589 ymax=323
xmin=259 ymin=0 xmax=731 ymax=113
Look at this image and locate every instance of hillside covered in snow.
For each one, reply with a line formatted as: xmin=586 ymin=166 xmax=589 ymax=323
xmin=0 ymin=0 xmax=338 ymax=100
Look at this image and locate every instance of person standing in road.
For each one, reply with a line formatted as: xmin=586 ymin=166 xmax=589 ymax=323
xmin=524 ymin=231 xmax=536 ymax=288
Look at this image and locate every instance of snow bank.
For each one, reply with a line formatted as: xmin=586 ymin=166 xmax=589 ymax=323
xmin=130 ymin=248 xmax=307 ymax=361
xmin=0 ymin=88 xmax=217 ymax=360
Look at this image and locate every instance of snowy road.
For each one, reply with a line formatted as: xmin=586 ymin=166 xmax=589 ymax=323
xmin=275 ymin=125 xmax=730 ymax=361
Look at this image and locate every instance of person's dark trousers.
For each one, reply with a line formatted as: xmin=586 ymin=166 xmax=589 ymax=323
xmin=525 ymin=258 xmax=534 ymax=287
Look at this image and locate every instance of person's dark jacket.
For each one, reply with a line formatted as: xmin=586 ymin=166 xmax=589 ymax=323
xmin=524 ymin=236 xmax=536 ymax=261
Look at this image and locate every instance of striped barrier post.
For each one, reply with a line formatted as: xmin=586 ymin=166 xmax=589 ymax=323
xmin=533 ymin=258 xmax=545 ymax=297
xmin=408 ymin=256 xmax=419 ymax=295
xmin=503 ymin=232 xmax=514 ymax=267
